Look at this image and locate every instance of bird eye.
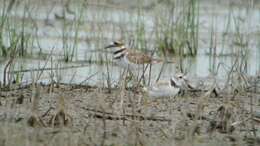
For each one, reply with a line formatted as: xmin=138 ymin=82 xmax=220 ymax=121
xmin=114 ymin=41 xmax=120 ymax=45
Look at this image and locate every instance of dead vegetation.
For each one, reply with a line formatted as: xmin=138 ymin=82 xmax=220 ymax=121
xmin=0 ymin=82 xmax=259 ymax=146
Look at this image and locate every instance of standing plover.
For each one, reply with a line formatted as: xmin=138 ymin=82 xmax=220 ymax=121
xmin=105 ymin=41 xmax=162 ymax=72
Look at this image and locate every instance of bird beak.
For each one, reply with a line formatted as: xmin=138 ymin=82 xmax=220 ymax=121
xmin=104 ymin=44 xmax=116 ymax=49
xmin=170 ymin=78 xmax=178 ymax=87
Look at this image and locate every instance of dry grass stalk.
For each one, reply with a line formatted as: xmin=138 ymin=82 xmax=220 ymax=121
xmin=49 ymin=96 xmax=72 ymax=128
xmin=3 ymin=55 xmax=15 ymax=87
xmin=27 ymin=85 xmax=45 ymax=127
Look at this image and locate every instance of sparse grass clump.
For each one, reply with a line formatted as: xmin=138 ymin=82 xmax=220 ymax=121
xmin=154 ymin=0 xmax=199 ymax=57
xmin=0 ymin=0 xmax=34 ymax=58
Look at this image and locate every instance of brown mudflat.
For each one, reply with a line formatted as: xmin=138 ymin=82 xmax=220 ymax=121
xmin=0 ymin=83 xmax=259 ymax=146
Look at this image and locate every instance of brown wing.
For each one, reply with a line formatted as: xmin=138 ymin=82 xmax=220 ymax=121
xmin=127 ymin=50 xmax=161 ymax=64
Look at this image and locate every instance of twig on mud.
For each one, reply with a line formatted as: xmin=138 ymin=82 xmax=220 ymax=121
xmin=90 ymin=113 xmax=171 ymax=122
xmin=81 ymin=107 xmax=171 ymax=122
xmin=41 ymin=107 xmax=55 ymax=118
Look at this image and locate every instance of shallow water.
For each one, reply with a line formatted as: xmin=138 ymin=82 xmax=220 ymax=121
xmin=0 ymin=0 xmax=260 ymax=86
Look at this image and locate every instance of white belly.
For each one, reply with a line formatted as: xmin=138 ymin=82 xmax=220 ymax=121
xmin=145 ymin=86 xmax=180 ymax=98
xmin=114 ymin=56 xmax=151 ymax=78
xmin=114 ymin=56 xmax=140 ymax=70
xmin=114 ymin=57 xmax=130 ymax=69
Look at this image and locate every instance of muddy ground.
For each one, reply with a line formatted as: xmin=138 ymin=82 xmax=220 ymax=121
xmin=0 ymin=83 xmax=259 ymax=146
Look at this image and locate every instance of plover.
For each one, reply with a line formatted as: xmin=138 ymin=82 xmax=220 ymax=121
xmin=143 ymin=75 xmax=184 ymax=98
xmin=104 ymin=41 xmax=162 ymax=71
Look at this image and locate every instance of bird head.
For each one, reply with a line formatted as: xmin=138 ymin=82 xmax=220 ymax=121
xmin=170 ymin=77 xmax=181 ymax=88
xmin=170 ymin=73 xmax=187 ymax=88
xmin=105 ymin=41 xmax=125 ymax=49
xmin=173 ymin=73 xmax=195 ymax=89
